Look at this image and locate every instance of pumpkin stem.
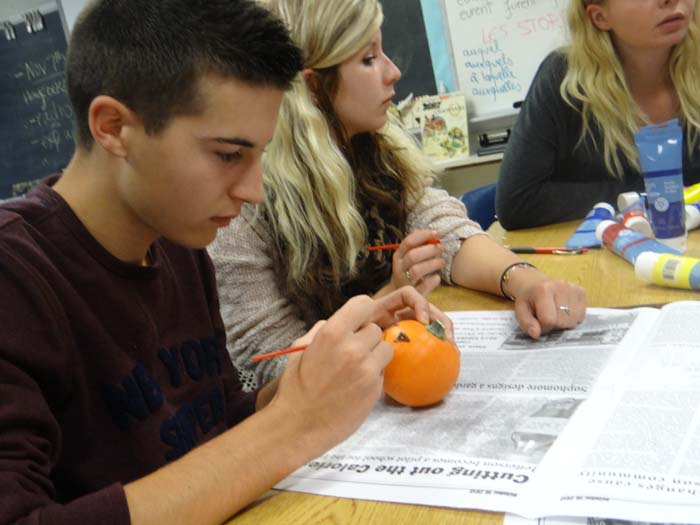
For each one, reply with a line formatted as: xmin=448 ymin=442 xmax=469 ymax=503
xmin=426 ymin=319 xmax=446 ymax=340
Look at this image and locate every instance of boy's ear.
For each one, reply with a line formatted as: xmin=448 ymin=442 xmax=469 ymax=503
xmin=88 ymin=95 xmax=140 ymax=157
xmin=301 ymin=68 xmax=319 ymax=105
xmin=586 ymin=4 xmax=611 ymax=31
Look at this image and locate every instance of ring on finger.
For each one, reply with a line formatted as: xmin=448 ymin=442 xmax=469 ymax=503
xmin=558 ymin=305 xmax=570 ymax=315
xmin=405 ymin=270 xmax=412 ymax=283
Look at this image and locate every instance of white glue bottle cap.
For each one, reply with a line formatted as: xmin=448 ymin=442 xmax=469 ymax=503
xmin=617 ymin=192 xmax=641 ymax=211
xmin=686 ymin=204 xmax=700 ymax=231
xmin=624 ymin=215 xmax=654 ymax=237
xmin=592 ymin=202 xmax=615 ymax=216
xmin=595 ymin=219 xmax=617 ymax=242
xmin=634 ymin=251 xmax=660 ymax=283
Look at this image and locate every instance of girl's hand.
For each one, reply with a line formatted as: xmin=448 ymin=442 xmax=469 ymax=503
xmin=509 ymin=270 xmax=587 ymax=338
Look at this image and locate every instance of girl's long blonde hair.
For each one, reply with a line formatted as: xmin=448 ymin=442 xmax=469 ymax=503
xmin=560 ymin=0 xmax=700 ymax=178
xmin=261 ymin=0 xmax=434 ymax=294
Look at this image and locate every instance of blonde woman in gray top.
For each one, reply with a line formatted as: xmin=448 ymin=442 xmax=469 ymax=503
xmin=209 ymin=0 xmax=587 ymax=390
xmin=497 ymin=0 xmax=700 ymax=228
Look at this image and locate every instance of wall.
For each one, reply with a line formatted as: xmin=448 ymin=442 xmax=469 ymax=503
xmin=436 ymin=161 xmax=501 ymax=198
xmin=55 ymin=0 xmax=85 ymax=33
xmin=0 ymin=0 xmax=53 ymax=21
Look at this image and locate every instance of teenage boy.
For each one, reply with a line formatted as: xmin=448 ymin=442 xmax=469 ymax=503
xmin=0 ymin=1 xmax=450 ymax=524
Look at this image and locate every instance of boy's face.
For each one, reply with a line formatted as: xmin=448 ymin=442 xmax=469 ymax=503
xmin=118 ymin=75 xmax=284 ymax=249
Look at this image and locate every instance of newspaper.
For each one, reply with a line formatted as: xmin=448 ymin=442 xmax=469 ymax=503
xmin=504 ymin=515 xmax=689 ymax=525
xmin=276 ymin=302 xmax=700 ymax=524
xmin=504 ymin=515 xmax=684 ymax=525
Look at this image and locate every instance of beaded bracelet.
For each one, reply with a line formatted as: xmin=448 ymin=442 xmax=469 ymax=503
xmin=499 ymin=262 xmax=537 ymax=301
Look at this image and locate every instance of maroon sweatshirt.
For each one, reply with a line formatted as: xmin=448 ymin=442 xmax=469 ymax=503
xmin=0 ymin=180 xmax=257 ymax=524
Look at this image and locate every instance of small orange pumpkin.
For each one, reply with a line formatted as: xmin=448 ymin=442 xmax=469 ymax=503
xmin=382 ymin=319 xmax=460 ymax=407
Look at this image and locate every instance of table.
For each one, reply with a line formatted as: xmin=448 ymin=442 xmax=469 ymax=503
xmin=227 ymin=490 xmax=503 ymax=524
xmin=226 ymin=220 xmax=699 ymax=524
xmin=485 ymin=220 xmax=700 ymax=308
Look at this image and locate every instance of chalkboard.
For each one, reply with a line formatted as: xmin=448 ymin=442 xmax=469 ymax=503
xmin=381 ymin=0 xmax=438 ymax=102
xmin=440 ymin=0 xmax=567 ymax=118
xmin=0 ymin=9 xmax=74 ymax=199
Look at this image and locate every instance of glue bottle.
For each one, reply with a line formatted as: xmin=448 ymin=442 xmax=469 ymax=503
xmin=685 ymin=203 xmax=700 ymax=231
xmin=566 ymin=202 xmax=615 ymax=248
xmin=635 ymin=252 xmax=700 ymax=291
xmin=684 ymin=183 xmax=700 ymax=205
xmin=595 ymin=220 xmax=681 ymax=265
xmin=618 ymin=199 xmax=653 ymax=237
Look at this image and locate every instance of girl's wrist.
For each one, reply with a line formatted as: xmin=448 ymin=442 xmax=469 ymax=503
xmin=499 ymin=262 xmax=538 ymax=301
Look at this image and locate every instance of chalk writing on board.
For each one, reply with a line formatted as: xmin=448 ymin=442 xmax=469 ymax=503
xmin=442 ymin=0 xmax=566 ymax=117
xmin=20 ymin=50 xmax=74 ymax=158
xmin=462 ymin=41 xmax=522 ymax=101
xmin=480 ymin=9 xmax=564 ymax=44
xmin=456 ymin=0 xmax=495 ymax=19
xmin=0 ymin=10 xmax=74 ymax=200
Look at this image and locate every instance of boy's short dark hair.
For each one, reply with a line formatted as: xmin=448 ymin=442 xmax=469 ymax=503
xmin=67 ymin=0 xmax=303 ymax=148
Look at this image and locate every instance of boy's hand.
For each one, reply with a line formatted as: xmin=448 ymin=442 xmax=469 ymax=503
xmin=270 ymin=287 xmax=451 ymax=458
xmin=291 ymin=320 xmax=326 ymax=348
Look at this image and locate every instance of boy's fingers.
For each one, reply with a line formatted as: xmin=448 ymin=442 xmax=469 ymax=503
xmin=322 ymin=295 xmax=376 ymax=336
xmin=367 ymin=340 xmax=394 ymax=371
xmin=370 ymin=286 xmax=431 ymax=326
xmin=292 ymin=320 xmax=326 ymax=347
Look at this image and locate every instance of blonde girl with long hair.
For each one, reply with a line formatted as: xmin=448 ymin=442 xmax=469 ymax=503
xmin=496 ymin=0 xmax=700 ymax=230
xmin=209 ymin=0 xmax=586 ymax=390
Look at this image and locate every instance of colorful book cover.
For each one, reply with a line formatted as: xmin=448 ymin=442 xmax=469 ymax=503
xmin=418 ymin=92 xmax=469 ymax=160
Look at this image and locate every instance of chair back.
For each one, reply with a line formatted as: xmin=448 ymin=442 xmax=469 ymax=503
xmin=459 ymin=183 xmax=497 ymax=230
